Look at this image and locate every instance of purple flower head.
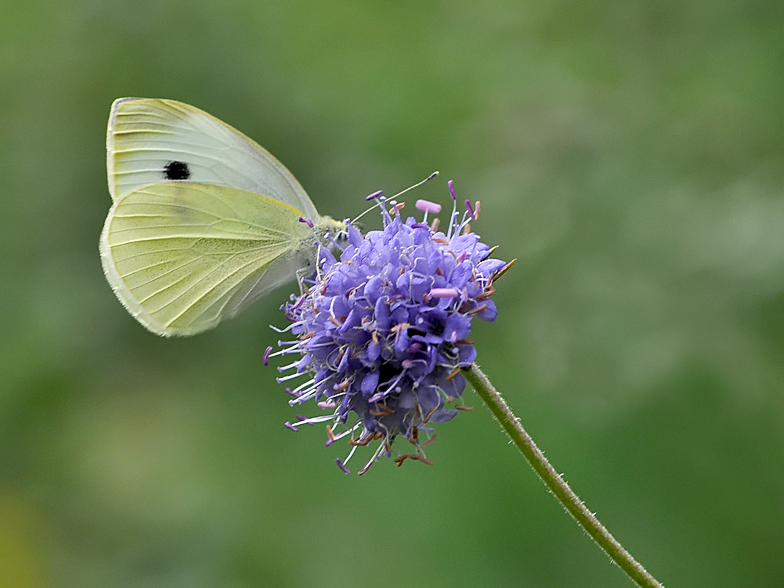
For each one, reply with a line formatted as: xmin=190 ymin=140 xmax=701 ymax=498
xmin=269 ymin=184 xmax=509 ymax=474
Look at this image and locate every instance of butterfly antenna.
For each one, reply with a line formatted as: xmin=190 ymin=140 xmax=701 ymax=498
xmin=352 ymin=171 xmax=439 ymax=224
xmin=391 ymin=170 xmax=439 ymax=200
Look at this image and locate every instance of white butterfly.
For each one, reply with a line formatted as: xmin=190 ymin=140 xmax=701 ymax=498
xmin=100 ymin=98 xmax=345 ymax=336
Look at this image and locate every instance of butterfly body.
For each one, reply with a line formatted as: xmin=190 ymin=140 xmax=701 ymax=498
xmin=100 ymin=98 xmax=345 ymax=336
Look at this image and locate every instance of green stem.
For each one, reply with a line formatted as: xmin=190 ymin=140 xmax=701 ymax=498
xmin=463 ymin=364 xmax=664 ymax=588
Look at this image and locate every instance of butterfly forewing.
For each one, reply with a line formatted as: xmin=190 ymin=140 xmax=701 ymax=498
xmin=107 ymin=98 xmax=319 ymax=219
xmin=100 ymin=182 xmax=315 ymax=336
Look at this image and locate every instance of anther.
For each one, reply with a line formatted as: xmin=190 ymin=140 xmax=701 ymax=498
xmin=421 ymin=434 xmax=438 ymax=448
xmin=466 ymin=303 xmax=489 ymax=315
xmin=464 ymin=199 xmax=476 ymax=220
xmin=335 ymin=458 xmax=351 ymax=474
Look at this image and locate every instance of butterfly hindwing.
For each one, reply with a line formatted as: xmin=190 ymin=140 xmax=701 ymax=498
xmin=100 ymin=182 xmax=315 ymax=336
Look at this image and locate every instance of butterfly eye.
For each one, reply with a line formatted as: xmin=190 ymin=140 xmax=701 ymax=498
xmin=163 ymin=160 xmax=191 ymax=180
xmin=335 ymin=227 xmax=351 ymax=245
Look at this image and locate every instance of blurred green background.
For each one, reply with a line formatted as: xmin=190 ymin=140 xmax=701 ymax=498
xmin=2 ymin=1 xmax=783 ymax=586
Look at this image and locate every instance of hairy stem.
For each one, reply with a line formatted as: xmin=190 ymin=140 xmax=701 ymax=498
xmin=463 ymin=364 xmax=664 ymax=588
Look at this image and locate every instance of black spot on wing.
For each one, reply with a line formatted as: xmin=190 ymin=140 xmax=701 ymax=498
xmin=163 ymin=161 xmax=191 ymax=180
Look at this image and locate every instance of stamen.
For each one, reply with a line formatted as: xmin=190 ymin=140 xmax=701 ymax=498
xmin=354 ymin=192 xmax=387 ymax=224
xmin=476 ymin=286 xmax=496 ymax=300
xmin=445 ymin=367 xmax=462 ymax=381
xmin=409 ymin=427 xmax=419 ymax=444
xmin=299 ymin=216 xmax=314 ymax=229
xmin=276 ymin=372 xmax=305 ymax=383
xmin=369 ymin=404 xmax=395 ymax=417
xmin=421 ymin=434 xmax=438 ymax=448
xmin=325 ymin=231 xmax=345 ymax=252
xmin=464 ymin=199 xmax=476 ymax=221
xmin=348 ymin=435 xmax=371 ymax=447
xmin=343 ymin=443 xmax=359 ymax=464
xmin=277 ymin=360 xmax=301 ymax=372
xmin=302 ymin=413 xmax=336 ymax=425
xmin=394 ymin=451 xmax=431 ymax=467
xmin=270 ymin=323 xmax=296 ymax=334
xmin=336 ymin=458 xmax=351 ymax=474
xmin=327 ymin=424 xmax=360 ymax=446
xmin=288 ymin=378 xmax=317 ymax=397
xmin=263 ymin=346 xmax=272 ymax=366
xmin=415 ymin=199 xmax=442 ymax=214
xmin=446 ymin=199 xmax=459 ymax=238
xmin=358 ymin=442 xmax=387 ymax=475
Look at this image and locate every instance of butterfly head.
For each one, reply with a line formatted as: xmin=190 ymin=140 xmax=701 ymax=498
xmin=314 ymin=215 xmax=349 ymax=247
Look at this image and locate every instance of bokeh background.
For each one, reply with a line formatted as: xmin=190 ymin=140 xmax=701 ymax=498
xmin=2 ymin=1 xmax=783 ymax=586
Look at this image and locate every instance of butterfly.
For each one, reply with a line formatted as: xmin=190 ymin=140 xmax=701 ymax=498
xmin=100 ymin=98 xmax=345 ymax=336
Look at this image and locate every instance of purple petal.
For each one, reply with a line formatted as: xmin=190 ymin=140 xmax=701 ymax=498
xmin=477 ymin=258 xmax=506 ymax=276
xmin=361 ymin=370 xmax=380 ymax=395
xmin=429 ymin=408 xmax=458 ymax=423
